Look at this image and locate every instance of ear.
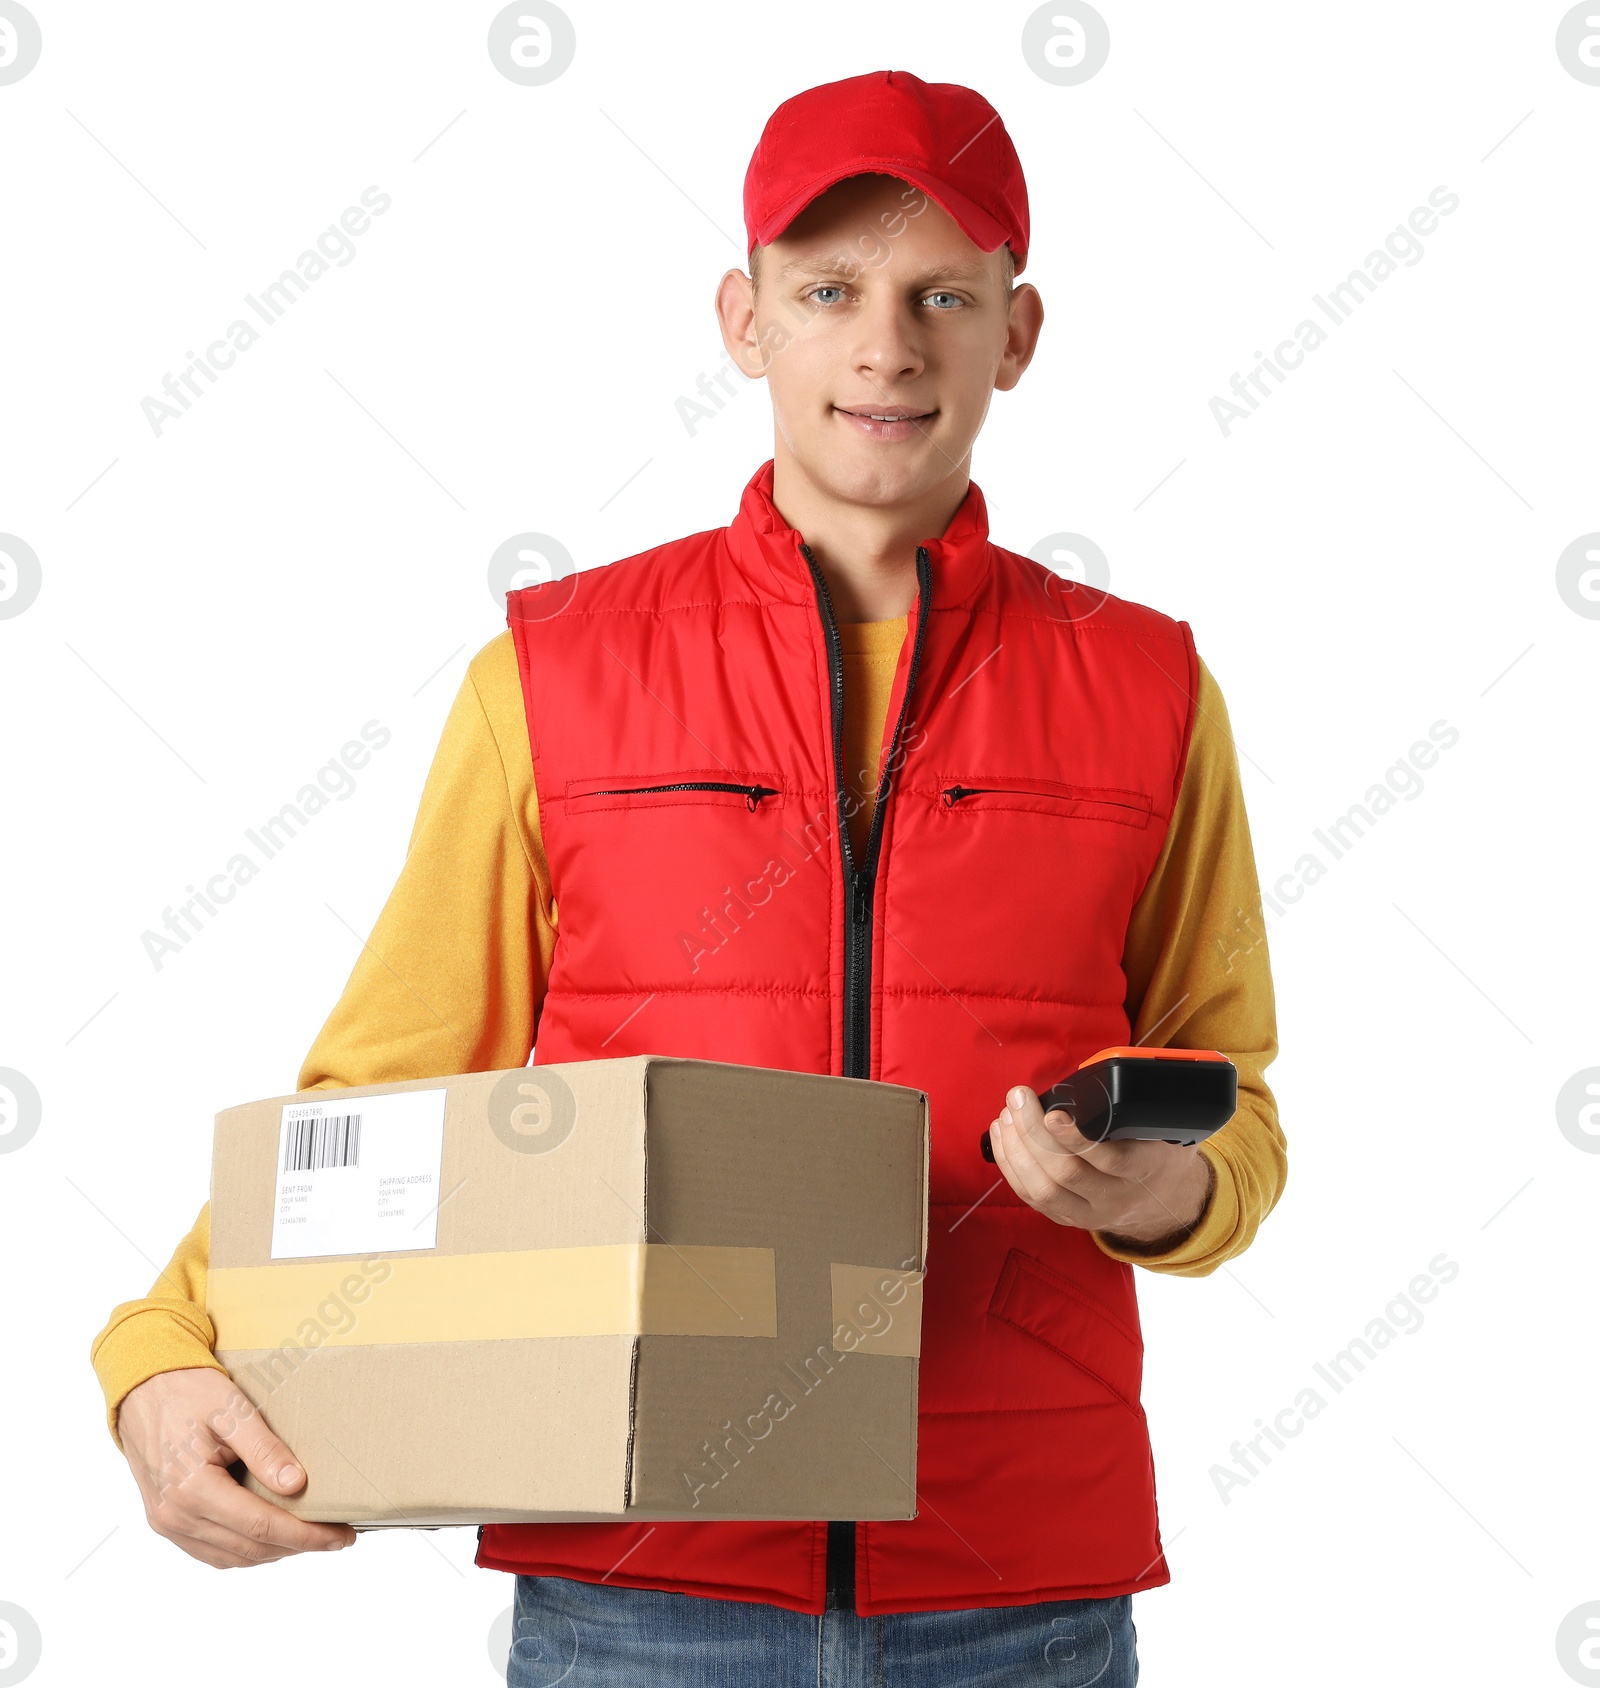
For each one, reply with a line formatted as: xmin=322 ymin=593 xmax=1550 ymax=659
xmin=714 ymin=267 xmax=769 ymax=382
xmin=995 ymin=283 xmax=1044 ymax=393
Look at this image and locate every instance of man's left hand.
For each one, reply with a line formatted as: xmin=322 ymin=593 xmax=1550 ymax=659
xmin=986 ymin=1085 xmax=1216 ymax=1253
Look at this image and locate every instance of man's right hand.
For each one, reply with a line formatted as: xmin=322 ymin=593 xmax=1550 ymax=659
xmin=116 ymin=1367 xmax=357 ymax=1568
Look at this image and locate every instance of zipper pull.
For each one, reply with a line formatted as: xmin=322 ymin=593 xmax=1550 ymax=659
xmin=850 ymin=878 xmax=870 ymax=926
xmin=942 ymin=785 xmax=969 ymax=806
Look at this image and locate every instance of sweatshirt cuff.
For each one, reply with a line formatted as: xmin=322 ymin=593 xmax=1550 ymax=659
xmin=1091 ymin=1140 xmax=1239 ymax=1275
xmin=90 ymin=1300 xmax=224 ymax=1450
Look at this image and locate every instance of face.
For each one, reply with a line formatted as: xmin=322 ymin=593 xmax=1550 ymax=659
xmin=718 ymin=172 xmax=1042 ymax=510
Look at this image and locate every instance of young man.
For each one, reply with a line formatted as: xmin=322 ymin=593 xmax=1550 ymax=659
xmin=93 ymin=71 xmax=1286 ymax=1686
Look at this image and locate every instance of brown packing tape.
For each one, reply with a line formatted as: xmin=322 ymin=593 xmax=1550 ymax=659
xmin=830 ymin=1263 xmax=925 ymax=1358
xmin=208 ymin=1244 xmax=778 ymax=1351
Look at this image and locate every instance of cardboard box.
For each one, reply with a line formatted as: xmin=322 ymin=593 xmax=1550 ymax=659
xmin=207 ymin=1056 xmax=929 ymax=1527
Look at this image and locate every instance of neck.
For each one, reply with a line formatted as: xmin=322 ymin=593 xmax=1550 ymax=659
xmin=771 ymin=440 xmax=969 ymax=621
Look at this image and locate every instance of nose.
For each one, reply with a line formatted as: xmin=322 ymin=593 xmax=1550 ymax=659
xmin=847 ymin=287 xmax=926 ymax=389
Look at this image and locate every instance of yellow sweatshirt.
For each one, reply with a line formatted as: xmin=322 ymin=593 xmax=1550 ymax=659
xmin=91 ymin=620 xmax=1287 ymax=1443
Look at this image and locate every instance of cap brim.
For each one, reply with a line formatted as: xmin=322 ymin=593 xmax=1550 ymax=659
xmin=753 ymin=164 xmax=1011 ymax=264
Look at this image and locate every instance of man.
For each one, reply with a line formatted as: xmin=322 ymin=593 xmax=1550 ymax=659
xmin=94 ymin=70 xmax=1286 ymax=1686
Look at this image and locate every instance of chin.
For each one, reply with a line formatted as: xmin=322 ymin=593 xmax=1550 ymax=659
xmin=806 ymin=436 xmax=944 ymax=505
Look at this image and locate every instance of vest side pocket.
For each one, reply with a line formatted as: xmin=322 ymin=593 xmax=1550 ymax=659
xmin=986 ymin=1247 xmax=1145 ymax=1419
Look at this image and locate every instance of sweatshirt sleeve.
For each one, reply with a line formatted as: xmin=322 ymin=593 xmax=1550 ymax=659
xmin=293 ymin=629 xmax=554 ymax=1089
xmin=88 ymin=1203 xmax=227 ymax=1449
xmin=89 ymin=631 xmax=554 ymax=1444
xmin=1090 ymin=653 xmax=1288 ymax=1276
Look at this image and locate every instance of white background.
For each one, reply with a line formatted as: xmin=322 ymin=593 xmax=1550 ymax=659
xmin=2 ymin=2 xmax=1596 ymax=1684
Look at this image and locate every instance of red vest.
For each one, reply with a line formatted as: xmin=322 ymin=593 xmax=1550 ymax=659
xmin=479 ymin=459 xmax=1198 ymax=1616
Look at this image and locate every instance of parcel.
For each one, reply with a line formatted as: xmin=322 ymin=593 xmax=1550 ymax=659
xmin=206 ymin=1055 xmax=929 ymax=1526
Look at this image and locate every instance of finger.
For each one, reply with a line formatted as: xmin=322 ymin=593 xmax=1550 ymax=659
xmin=208 ymin=1389 xmax=307 ymax=1496
xmin=163 ymin=1512 xmax=346 ymax=1569
xmin=184 ymin=1463 xmax=356 ymax=1553
xmin=1001 ymin=1088 xmax=1115 ymax=1195
xmin=146 ymin=1472 xmax=319 ymax=1566
xmin=1011 ymin=1085 xmax=1132 ymax=1174
xmin=1023 ymin=1103 xmax=1092 ymax=1166
xmin=991 ymin=1100 xmax=1093 ymax=1218
xmin=159 ymin=1521 xmax=303 ymax=1570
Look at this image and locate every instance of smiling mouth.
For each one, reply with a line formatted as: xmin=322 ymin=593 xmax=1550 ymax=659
xmin=834 ymin=406 xmax=936 ymax=422
xmin=833 ymin=406 xmax=937 ymax=440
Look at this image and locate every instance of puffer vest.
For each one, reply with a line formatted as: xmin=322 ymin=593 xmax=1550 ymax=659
xmin=478 ymin=458 xmax=1198 ymax=1616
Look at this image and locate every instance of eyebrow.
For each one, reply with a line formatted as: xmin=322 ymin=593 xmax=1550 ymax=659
xmin=773 ymin=253 xmax=995 ymax=285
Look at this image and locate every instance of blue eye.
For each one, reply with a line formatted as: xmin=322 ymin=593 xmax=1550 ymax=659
xmin=803 ymin=285 xmax=967 ymax=309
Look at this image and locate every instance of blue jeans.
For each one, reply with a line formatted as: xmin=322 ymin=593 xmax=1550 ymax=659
xmin=507 ymin=1573 xmax=1139 ymax=1687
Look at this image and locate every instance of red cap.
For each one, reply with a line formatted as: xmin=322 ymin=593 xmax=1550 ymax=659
xmin=743 ymin=70 xmax=1030 ymax=276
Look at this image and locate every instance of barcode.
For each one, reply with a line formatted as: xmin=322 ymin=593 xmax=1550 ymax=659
xmin=282 ymin=1113 xmax=362 ymax=1172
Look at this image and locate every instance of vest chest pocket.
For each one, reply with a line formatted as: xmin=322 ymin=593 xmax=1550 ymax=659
xmin=565 ymin=770 xmax=785 ymax=815
xmin=938 ymin=776 xmax=1152 ymax=829
xmin=900 ymin=774 xmax=1160 ymax=982
xmin=549 ymin=769 xmax=802 ymax=986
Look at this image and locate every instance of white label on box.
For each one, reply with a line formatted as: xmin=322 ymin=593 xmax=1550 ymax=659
xmin=270 ymin=1088 xmax=448 ymax=1260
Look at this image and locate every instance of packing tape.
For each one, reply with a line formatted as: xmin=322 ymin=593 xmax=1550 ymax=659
xmin=208 ymin=1244 xmax=778 ymax=1351
xmin=830 ymin=1264 xmax=924 ymax=1358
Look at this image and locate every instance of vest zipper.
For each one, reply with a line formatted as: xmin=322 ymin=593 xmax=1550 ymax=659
xmin=799 ymin=536 xmax=935 ymax=1612
xmin=582 ymin=780 xmax=779 ymax=811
